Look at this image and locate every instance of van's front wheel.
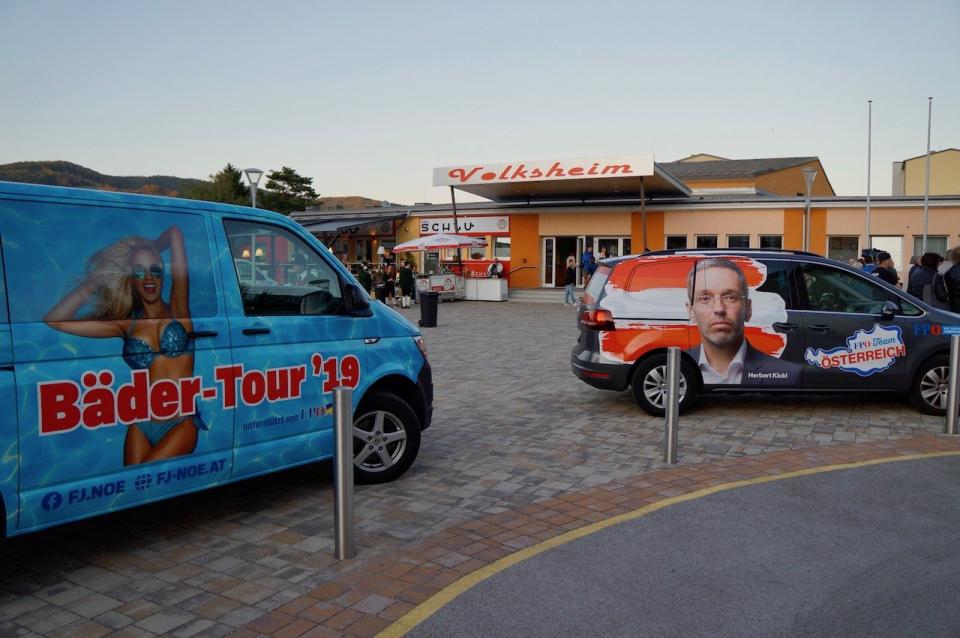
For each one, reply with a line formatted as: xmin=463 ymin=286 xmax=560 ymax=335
xmin=353 ymin=392 xmax=421 ymax=484
xmin=632 ymin=354 xmax=699 ymax=417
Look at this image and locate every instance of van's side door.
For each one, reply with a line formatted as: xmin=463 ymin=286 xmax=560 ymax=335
xmin=218 ymin=218 xmax=365 ymax=478
xmin=794 ymin=263 xmax=908 ymax=390
xmin=0 ymin=238 xmax=18 ymax=536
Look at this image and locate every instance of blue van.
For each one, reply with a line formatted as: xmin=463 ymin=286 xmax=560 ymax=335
xmin=0 ymin=182 xmax=433 ymax=538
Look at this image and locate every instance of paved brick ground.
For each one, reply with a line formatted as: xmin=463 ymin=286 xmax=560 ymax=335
xmin=0 ymin=300 xmax=949 ymax=637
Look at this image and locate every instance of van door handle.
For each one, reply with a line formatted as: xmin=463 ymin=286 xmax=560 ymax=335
xmin=242 ymin=327 xmax=271 ymax=335
xmin=189 ymin=331 xmax=218 ymax=339
xmin=773 ymin=322 xmax=799 ymax=333
xmin=808 ymin=324 xmax=832 ymax=333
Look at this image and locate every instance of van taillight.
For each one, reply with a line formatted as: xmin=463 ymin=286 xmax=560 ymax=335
xmin=579 ymin=308 xmax=615 ymax=330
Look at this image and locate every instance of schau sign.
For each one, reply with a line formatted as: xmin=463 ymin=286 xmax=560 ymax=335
xmin=433 ymin=155 xmax=654 ymax=187
xmin=420 ymin=216 xmax=509 ymax=235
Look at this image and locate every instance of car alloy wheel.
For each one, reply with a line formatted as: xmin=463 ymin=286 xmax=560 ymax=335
xmin=643 ymin=364 xmax=688 ymax=409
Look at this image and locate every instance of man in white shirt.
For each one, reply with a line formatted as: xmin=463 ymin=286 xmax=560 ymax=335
xmin=686 ymin=258 xmax=801 ymax=386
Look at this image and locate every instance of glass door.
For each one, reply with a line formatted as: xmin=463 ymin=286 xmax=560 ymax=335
xmin=542 ymin=237 xmax=555 ymax=287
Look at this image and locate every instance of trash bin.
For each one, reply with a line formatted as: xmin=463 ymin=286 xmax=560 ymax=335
xmin=419 ymin=291 xmax=439 ymax=328
xmin=374 ymin=284 xmax=387 ymax=303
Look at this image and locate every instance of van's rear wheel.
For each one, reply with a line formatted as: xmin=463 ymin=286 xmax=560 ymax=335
xmin=910 ymin=355 xmax=949 ymax=415
xmin=353 ymin=392 xmax=421 ymax=484
xmin=632 ymin=354 xmax=699 ymax=417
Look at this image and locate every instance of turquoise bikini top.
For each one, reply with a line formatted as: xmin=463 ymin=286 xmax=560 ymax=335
xmin=122 ymin=311 xmax=192 ymax=370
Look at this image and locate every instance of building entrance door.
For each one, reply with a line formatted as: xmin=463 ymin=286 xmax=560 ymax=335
xmin=555 ymin=237 xmax=577 ymax=288
xmin=543 ymin=237 xmax=579 ymax=287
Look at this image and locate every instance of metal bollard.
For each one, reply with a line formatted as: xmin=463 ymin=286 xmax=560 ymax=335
xmin=334 ymin=387 xmax=356 ymax=559
xmin=663 ymin=347 xmax=680 ymax=463
xmin=946 ymin=335 xmax=960 ymax=435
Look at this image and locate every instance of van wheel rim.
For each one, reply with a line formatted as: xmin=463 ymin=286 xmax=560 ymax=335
xmin=644 ymin=365 xmax=687 ymax=409
xmin=920 ymin=366 xmax=950 ymax=410
xmin=353 ymin=410 xmax=407 ymax=471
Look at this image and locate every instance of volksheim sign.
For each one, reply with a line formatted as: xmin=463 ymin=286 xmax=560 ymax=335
xmin=433 ymin=156 xmax=655 ymax=187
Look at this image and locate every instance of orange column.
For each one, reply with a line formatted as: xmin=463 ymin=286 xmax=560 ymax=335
xmin=631 ymin=211 xmax=664 ymax=252
xmin=508 ymin=214 xmax=540 ymax=289
xmin=810 ymin=208 xmax=827 ymax=256
xmin=783 ymin=210 xmax=804 ymax=250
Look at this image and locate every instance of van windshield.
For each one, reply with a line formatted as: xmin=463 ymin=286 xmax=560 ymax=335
xmin=584 ymin=265 xmax=611 ymax=304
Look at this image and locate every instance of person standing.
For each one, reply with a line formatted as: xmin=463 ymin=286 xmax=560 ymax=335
xmin=358 ymin=262 xmax=372 ymax=293
xmin=942 ymin=248 xmax=960 ymax=313
xmin=399 ymin=260 xmax=415 ymax=308
xmin=873 ymin=251 xmax=899 ymax=286
xmin=907 ymin=252 xmax=939 ymax=300
xmin=564 ymin=256 xmax=577 ymax=305
xmin=582 ymin=246 xmax=597 ymax=288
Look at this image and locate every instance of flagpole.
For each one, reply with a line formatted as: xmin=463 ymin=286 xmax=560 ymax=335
xmin=865 ymin=100 xmax=872 ymax=253
xmin=922 ymin=97 xmax=932 ymax=252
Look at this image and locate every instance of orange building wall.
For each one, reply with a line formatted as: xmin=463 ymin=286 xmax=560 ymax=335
xmin=810 ymin=208 xmax=827 ymax=255
xmin=632 ymin=211 xmax=664 ymax=252
xmin=685 ymin=179 xmax=755 ymax=190
xmin=783 ymin=210 xmax=804 ymax=250
xmin=509 ymin=214 xmax=541 ymax=288
xmin=755 ymin=161 xmax=835 ymax=196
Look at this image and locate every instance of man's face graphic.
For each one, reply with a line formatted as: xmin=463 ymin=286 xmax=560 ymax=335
xmin=688 ymin=266 xmax=752 ymax=349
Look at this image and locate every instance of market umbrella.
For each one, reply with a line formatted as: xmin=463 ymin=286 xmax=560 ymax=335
xmin=392 ymin=233 xmax=488 ymax=253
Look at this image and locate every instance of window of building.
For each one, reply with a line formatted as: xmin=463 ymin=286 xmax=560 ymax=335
xmin=913 ymin=235 xmax=948 ymax=259
xmin=760 ymin=235 xmax=783 ymax=250
xmin=727 ymin=235 xmax=750 ymax=248
xmin=869 ymin=236 xmax=903 ymax=270
xmin=494 ymin=237 xmax=511 ymax=258
xmin=696 ymin=235 xmax=718 ymax=249
xmin=666 ymin=235 xmax=687 ymax=250
xmin=827 ymin=236 xmax=859 ymax=263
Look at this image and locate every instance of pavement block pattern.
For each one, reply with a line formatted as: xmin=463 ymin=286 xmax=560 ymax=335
xmin=0 ymin=300 xmax=950 ymax=637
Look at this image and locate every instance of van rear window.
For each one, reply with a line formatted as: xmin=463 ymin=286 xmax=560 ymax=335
xmin=584 ymin=265 xmax=611 ymax=304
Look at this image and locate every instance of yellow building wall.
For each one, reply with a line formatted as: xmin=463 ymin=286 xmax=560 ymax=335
xmin=755 ymin=161 xmax=834 ymax=196
xmin=825 ymin=205 xmax=960 ymax=254
xmin=632 ymin=211 xmax=664 ymax=251
xmin=510 ymin=214 xmax=541 ymax=289
xmin=539 ymin=211 xmax=630 ymax=235
xmin=904 ymin=150 xmax=960 ymax=195
xmin=663 ymin=209 xmax=784 ymax=248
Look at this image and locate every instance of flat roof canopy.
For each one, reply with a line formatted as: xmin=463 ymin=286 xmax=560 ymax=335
xmin=433 ymin=155 xmax=690 ymax=202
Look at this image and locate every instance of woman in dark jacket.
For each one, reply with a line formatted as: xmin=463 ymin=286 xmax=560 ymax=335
xmin=943 ymin=249 xmax=960 ymax=313
xmin=907 ymin=252 xmax=940 ymax=300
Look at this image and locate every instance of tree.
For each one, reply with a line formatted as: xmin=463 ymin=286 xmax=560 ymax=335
xmin=262 ymin=166 xmax=319 ymax=214
xmin=186 ymin=163 xmax=249 ymax=205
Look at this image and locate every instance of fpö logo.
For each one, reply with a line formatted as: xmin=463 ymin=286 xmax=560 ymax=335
xmin=433 ymin=155 xmax=654 ymax=186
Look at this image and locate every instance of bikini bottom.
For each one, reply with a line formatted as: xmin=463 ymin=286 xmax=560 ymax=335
xmin=133 ymin=410 xmax=207 ymax=446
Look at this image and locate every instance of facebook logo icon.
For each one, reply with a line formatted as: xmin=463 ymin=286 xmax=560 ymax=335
xmin=41 ymin=492 xmax=62 ymax=511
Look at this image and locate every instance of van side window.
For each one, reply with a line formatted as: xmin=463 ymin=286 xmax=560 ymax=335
xmin=755 ymin=260 xmax=794 ymax=308
xmin=800 ymin=264 xmax=887 ymax=314
xmin=223 ymin=220 xmax=342 ymax=316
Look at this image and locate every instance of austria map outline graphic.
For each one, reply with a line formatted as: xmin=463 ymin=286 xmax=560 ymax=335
xmin=803 ymin=324 xmax=906 ymax=377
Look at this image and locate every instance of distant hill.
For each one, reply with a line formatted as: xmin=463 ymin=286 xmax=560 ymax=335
xmin=0 ymin=161 xmax=206 ymax=197
xmin=313 ymin=195 xmax=399 ymax=210
xmin=0 ymin=161 xmax=399 ymax=209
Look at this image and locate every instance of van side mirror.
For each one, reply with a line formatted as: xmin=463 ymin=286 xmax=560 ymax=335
xmin=343 ymin=284 xmax=372 ymax=317
xmin=880 ymin=300 xmax=898 ymax=321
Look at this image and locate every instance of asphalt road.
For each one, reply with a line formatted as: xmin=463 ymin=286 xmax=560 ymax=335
xmin=411 ymin=455 xmax=960 ymax=638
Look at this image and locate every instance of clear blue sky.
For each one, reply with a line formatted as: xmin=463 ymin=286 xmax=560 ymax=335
xmin=1 ymin=0 xmax=958 ymax=203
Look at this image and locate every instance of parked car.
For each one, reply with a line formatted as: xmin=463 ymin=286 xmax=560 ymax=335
xmin=572 ymin=248 xmax=958 ymax=416
xmin=0 ymin=181 xmax=432 ymax=538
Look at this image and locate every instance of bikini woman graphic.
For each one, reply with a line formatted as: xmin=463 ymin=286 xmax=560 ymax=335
xmin=45 ymin=227 xmax=205 ymax=465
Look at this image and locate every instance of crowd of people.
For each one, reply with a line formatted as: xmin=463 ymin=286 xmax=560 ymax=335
xmin=354 ymin=260 xmax=416 ymax=308
xmin=849 ymin=247 xmax=960 ymax=312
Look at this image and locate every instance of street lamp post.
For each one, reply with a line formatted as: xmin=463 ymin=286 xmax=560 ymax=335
xmin=802 ymin=166 xmax=818 ymax=253
xmin=243 ymin=168 xmax=264 ymax=208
